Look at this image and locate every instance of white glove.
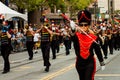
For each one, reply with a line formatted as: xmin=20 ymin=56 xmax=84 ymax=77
xmin=29 ymin=27 xmax=33 ymax=31
xmin=101 ymin=66 xmax=105 ymax=71
xmin=70 ymin=20 xmax=76 ymax=30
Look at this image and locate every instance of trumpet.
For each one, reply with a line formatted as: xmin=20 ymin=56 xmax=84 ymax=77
xmin=24 ymin=24 xmax=29 ymax=30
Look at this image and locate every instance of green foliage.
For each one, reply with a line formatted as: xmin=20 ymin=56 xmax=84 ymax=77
xmin=27 ymin=0 xmax=44 ymax=11
xmin=9 ymin=0 xmax=93 ymax=13
xmin=46 ymin=0 xmax=66 ymax=13
xmin=67 ymin=0 xmax=92 ymax=11
xmin=65 ymin=0 xmax=93 ymax=18
xmin=10 ymin=0 xmax=44 ymax=12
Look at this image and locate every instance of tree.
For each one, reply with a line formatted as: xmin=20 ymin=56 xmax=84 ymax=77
xmin=9 ymin=0 xmax=94 ymax=25
xmin=65 ymin=0 xmax=93 ymax=19
xmin=46 ymin=0 xmax=66 ymax=13
xmin=10 ymin=0 xmax=44 ymax=12
xmin=10 ymin=0 xmax=45 ymax=25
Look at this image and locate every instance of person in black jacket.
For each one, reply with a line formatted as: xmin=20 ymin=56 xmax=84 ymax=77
xmin=24 ymin=24 xmax=34 ymax=60
xmin=37 ymin=23 xmax=59 ymax=72
xmin=0 ymin=21 xmax=12 ymax=74
xmin=70 ymin=10 xmax=105 ymax=80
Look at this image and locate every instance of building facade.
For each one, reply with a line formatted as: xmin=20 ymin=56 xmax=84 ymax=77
xmin=114 ymin=0 xmax=120 ymax=11
xmin=98 ymin=0 xmax=120 ymax=13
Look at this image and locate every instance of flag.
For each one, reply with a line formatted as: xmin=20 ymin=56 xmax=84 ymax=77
xmin=113 ymin=18 xmax=120 ymax=23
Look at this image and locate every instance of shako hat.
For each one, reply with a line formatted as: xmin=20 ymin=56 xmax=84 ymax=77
xmin=78 ymin=10 xmax=91 ymax=25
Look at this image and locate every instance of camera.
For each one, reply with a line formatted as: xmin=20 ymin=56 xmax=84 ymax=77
xmin=1 ymin=25 xmax=10 ymax=32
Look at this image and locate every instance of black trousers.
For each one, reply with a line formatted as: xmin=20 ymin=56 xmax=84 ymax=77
xmin=101 ymin=44 xmax=108 ymax=57
xmin=1 ymin=44 xmax=11 ymax=71
xmin=56 ymin=40 xmax=60 ymax=53
xmin=26 ymin=41 xmax=34 ymax=59
xmin=64 ymin=40 xmax=70 ymax=55
xmin=41 ymin=41 xmax=51 ymax=67
xmin=51 ymin=40 xmax=58 ymax=58
xmin=76 ymin=57 xmax=96 ymax=80
xmin=108 ymin=39 xmax=114 ymax=54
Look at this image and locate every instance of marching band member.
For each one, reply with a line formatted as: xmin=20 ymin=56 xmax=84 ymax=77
xmin=69 ymin=10 xmax=105 ymax=80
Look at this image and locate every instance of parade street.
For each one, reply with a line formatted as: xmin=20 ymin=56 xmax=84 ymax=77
xmin=0 ymin=46 xmax=120 ymax=80
xmin=1 ymin=0 xmax=120 ymax=80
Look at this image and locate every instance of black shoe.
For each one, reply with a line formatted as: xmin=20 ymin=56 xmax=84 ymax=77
xmin=2 ymin=70 xmax=10 ymax=74
xmin=57 ymin=50 xmax=59 ymax=53
xmin=104 ymin=56 xmax=108 ymax=59
xmin=66 ymin=53 xmax=70 ymax=55
xmin=52 ymin=56 xmax=56 ymax=59
xmin=45 ymin=66 xmax=49 ymax=72
xmin=29 ymin=57 xmax=33 ymax=60
xmin=110 ymin=53 xmax=113 ymax=55
xmin=34 ymin=51 xmax=38 ymax=54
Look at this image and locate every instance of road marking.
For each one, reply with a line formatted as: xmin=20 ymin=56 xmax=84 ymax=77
xmin=40 ymin=64 xmax=75 ymax=80
xmin=96 ymin=74 xmax=120 ymax=76
xmin=10 ymin=58 xmax=27 ymax=63
xmin=14 ymin=66 xmax=33 ymax=71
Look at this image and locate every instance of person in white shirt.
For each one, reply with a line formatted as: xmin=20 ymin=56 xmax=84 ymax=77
xmin=33 ymin=30 xmax=40 ymax=53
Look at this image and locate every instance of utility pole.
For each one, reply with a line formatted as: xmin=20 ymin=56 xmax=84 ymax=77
xmin=109 ymin=0 xmax=114 ymax=25
xmin=108 ymin=0 xmax=110 ymax=21
xmin=93 ymin=1 xmax=98 ymax=25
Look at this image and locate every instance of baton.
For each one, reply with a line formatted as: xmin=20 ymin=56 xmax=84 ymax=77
xmin=60 ymin=13 xmax=98 ymax=44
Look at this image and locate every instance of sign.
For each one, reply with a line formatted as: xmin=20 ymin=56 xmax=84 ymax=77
xmin=98 ymin=0 xmax=108 ymax=13
xmin=105 ymin=14 xmax=109 ymax=19
xmin=89 ymin=8 xmax=100 ymax=14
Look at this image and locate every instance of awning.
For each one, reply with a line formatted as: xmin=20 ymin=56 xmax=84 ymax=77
xmin=0 ymin=1 xmax=27 ymax=21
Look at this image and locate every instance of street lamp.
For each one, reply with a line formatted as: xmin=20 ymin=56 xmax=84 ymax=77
xmin=57 ymin=9 xmax=61 ymax=14
xmin=93 ymin=1 xmax=98 ymax=25
xmin=108 ymin=0 xmax=114 ymax=25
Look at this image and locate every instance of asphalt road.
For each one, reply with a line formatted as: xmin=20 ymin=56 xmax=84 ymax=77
xmin=95 ymin=51 xmax=120 ymax=80
xmin=0 ymin=46 xmax=119 ymax=80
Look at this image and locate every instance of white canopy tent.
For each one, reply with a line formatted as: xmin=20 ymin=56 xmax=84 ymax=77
xmin=0 ymin=1 xmax=27 ymax=21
